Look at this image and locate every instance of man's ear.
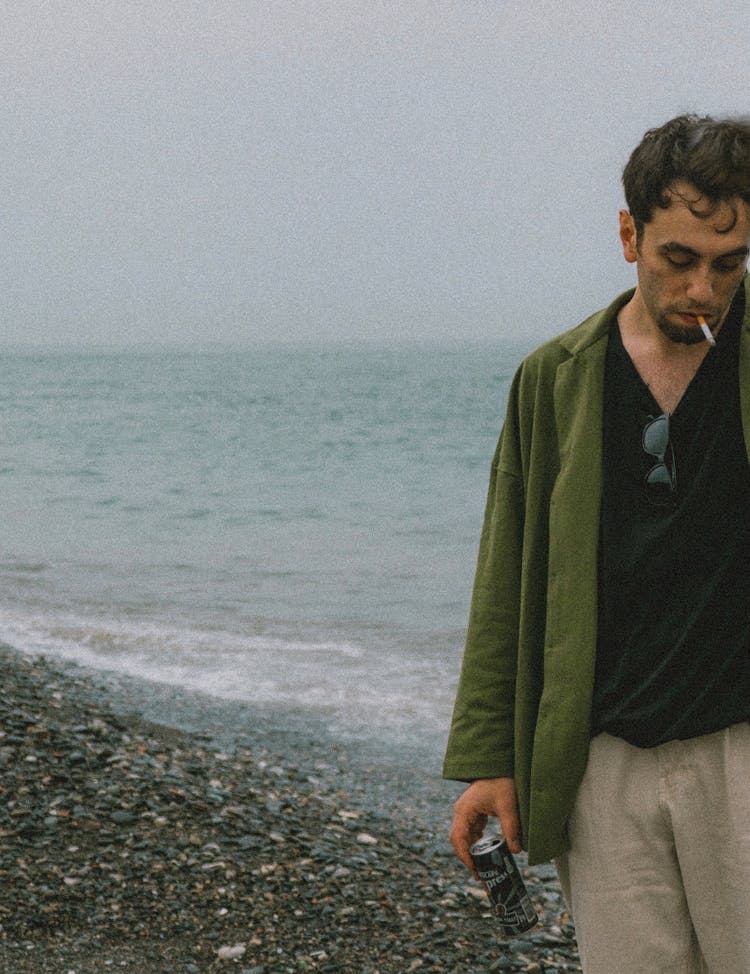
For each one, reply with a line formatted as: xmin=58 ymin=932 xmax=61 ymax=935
xmin=619 ymin=210 xmax=638 ymax=264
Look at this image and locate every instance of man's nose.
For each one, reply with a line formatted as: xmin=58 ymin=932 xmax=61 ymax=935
xmin=686 ymin=266 xmax=716 ymax=304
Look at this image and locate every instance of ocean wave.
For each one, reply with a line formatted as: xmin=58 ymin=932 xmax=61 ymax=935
xmin=0 ymin=606 xmax=458 ymax=746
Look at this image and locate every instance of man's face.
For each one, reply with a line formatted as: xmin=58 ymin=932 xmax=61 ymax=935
xmin=619 ymin=181 xmax=750 ymax=345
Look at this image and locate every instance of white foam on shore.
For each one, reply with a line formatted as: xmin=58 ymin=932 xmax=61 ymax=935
xmin=0 ymin=606 xmax=459 ymax=750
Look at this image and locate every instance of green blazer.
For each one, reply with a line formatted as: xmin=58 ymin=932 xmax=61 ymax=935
xmin=443 ymin=277 xmax=750 ymax=865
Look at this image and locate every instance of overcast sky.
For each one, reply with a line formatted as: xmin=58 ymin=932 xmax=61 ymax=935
xmin=2 ymin=1 xmax=748 ymax=347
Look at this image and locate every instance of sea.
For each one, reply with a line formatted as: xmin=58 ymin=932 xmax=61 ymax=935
xmin=0 ymin=341 xmax=531 ymax=764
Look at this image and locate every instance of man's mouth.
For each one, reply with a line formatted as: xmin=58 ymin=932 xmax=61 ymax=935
xmin=678 ymin=311 xmax=711 ymax=326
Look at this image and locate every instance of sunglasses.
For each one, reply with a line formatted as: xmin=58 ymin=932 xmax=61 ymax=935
xmin=642 ymin=413 xmax=677 ymax=496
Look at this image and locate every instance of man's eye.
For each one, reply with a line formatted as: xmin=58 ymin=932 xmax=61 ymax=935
xmin=667 ymin=257 xmax=693 ymax=269
xmin=715 ymin=259 xmax=745 ymax=274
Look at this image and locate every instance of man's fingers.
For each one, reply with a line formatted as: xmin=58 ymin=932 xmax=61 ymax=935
xmin=449 ymin=808 xmax=486 ymax=871
xmin=497 ymin=807 xmax=522 ymax=854
xmin=494 ymin=790 xmax=522 ymax=854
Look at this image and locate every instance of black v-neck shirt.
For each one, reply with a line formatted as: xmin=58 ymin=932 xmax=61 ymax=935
xmin=593 ymin=288 xmax=750 ymax=747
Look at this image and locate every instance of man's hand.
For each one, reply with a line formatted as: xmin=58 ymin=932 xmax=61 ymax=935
xmin=449 ymin=777 xmax=521 ymax=877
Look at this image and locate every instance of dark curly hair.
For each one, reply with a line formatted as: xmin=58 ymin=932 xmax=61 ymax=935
xmin=622 ymin=114 xmax=750 ymax=236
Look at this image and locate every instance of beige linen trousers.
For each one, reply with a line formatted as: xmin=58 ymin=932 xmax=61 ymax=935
xmin=555 ymin=722 xmax=750 ymax=974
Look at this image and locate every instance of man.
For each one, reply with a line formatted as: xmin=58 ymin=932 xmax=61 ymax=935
xmin=443 ymin=114 xmax=750 ymax=973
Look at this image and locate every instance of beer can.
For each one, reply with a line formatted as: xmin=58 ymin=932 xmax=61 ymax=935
xmin=469 ymin=834 xmax=538 ymax=935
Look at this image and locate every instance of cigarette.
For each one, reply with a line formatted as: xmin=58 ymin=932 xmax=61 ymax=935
xmin=697 ymin=315 xmax=716 ymax=346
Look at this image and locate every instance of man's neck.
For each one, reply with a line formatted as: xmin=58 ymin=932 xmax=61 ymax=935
xmin=617 ymin=295 xmax=712 ymax=414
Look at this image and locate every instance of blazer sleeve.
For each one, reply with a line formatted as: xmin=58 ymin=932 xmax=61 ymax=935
xmin=442 ymin=370 xmax=526 ymax=781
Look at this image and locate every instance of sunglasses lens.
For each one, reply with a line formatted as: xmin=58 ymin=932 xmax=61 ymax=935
xmin=646 ymin=463 xmax=672 ymax=487
xmin=642 ymin=415 xmax=669 ymax=455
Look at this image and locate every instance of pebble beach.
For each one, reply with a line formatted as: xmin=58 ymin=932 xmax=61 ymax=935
xmin=0 ymin=645 xmax=581 ymax=973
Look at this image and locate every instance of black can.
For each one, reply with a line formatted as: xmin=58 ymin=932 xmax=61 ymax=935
xmin=469 ymin=834 xmax=538 ymax=935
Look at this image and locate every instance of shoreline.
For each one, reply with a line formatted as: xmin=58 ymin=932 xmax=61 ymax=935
xmin=13 ymin=644 xmax=459 ymax=835
xmin=0 ymin=644 xmax=580 ymax=972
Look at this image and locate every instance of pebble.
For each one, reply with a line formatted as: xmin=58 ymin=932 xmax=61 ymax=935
xmin=217 ymin=944 xmax=247 ymax=960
